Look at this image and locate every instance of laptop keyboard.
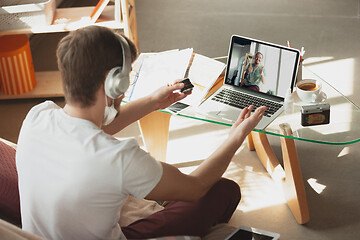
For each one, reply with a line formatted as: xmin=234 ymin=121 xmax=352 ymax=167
xmin=211 ymin=88 xmax=283 ymax=117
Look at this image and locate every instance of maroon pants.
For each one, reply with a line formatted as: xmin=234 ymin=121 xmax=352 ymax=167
xmin=243 ymin=85 xmax=260 ymax=92
xmin=122 ymin=178 xmax=241 ymax=239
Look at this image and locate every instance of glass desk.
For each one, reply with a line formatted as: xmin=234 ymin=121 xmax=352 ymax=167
xmin=136 ymin=66 xmax=360 ymax=225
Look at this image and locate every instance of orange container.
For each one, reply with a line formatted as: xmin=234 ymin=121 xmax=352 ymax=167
xmin=0 ymin=34 xmax=36 ymax=95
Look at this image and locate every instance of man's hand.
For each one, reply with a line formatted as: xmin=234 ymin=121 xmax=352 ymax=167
xmin=150 ymin=79 xmax=191 ymax=110
xmin=112 ymin=94 xmax=125 ymax=112
xmin=260 ymin=67 xmax=265 ymax=84
xmin=229 ymin=105 xmax=267 ymax=143
xmin=259 ymin=66 xmax=264 ymax=75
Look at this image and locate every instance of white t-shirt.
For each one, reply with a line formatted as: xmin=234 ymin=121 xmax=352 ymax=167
xmin=16 ymin=101 xmax=163 ymax=240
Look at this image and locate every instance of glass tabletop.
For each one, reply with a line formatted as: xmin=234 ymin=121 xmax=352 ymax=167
xmin=177 ymin=66 xmax=360 ymax=145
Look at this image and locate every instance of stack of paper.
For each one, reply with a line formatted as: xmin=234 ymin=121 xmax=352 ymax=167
xmin=127 ymin=49 xmax=225 ymax=107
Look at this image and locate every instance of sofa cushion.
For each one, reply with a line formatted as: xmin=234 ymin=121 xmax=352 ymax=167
xmin=0 ymin=219 xmax=44 ymax=240
xmin=0 ymin=140 xmax=21 ymax=224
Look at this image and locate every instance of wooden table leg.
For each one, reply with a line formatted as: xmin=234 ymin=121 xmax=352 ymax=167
xmin=138 ymin=111 xmax=171 ymax=162
xmin=247 ymin=133 xmax=255 ymax=151
xmin=248 ymin=126 xmax=310 ymax=224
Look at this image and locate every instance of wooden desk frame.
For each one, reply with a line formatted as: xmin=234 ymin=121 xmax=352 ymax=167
xmin=247 ymin=128 xmax=309 ymax=224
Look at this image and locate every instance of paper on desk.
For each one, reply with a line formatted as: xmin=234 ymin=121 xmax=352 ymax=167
xmin=128 ymin=48 xmax=193 ymax=101
xmin=179 ymin=53 xmax=225 ymax=106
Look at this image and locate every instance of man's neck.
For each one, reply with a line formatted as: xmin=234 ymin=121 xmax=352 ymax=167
xmin=63 ymin=103 xmax=103 ymax=128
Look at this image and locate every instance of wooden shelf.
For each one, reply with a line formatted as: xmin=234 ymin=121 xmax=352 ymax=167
xmin=0 ymin=71 xmax=64 ymax=100
xmin=0 ymin=6 xmax=124 ymax=36
xmin=0 ymin=0 xmax=138 ymax=100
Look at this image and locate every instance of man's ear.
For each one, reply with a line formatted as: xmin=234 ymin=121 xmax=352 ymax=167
xmin=94 ymin=81 xmax=107 ymax=105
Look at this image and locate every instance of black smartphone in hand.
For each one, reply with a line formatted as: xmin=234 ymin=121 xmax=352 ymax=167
xmin=180 ymin=78 xmax=194 ymax=94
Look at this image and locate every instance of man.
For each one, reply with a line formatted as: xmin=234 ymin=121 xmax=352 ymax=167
xmin=241 ymin=52 xmax=265 ymax=91
xmin=16 ymin=26 xmax=266 ymax=239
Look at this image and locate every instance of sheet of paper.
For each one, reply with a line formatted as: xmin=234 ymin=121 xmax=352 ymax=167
xmin=180 ymin=53 xmax=225 ymax=106
xmin=128 ymin=48 xmax=193 ymax=101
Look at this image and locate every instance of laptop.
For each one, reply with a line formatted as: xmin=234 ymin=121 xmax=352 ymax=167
xmin=196 ymin=35 xmax=300 ymax=130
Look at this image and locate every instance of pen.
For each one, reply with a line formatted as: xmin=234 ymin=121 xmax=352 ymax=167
xmin=300 ymin=47 xmax=305 ymax=56
xmin=193 ymin=82 xmax=205 ymax=89
xmin=184 ymin=52 xmax=195 ymax=78
xmin=300 ymin=47 xmax=305 ymax=62
xmin=129 ymin=57 xmax=145 ymax=101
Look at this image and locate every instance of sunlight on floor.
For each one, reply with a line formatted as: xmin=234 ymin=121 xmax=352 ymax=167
xmin=226 ymin=149 xmax=286 ymax=213
xmin=337 ymin=146 xmax=350 ymax=158
xmin=166 ymin=115 xmax=230 ymax=165
xmin=307 ymin=178 xmax=326 ymax=194
xmin=304 ymin=57 xmax=355 ymax=97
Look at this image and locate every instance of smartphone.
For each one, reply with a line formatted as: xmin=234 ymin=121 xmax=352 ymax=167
xmin=167 ymin=102 xmax=190 ymax=114
xmin=180 ymin=78 xmax=194 ymax=94
xmin=225 ymin=226 xmax=280 ymax=240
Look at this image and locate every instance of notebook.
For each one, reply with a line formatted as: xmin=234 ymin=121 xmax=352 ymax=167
xmin=196 ymin=35 xmax=300 ymax=130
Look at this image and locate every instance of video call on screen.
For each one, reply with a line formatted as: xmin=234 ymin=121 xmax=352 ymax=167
xmin=226 ymin=38 xmax=298 ymax=98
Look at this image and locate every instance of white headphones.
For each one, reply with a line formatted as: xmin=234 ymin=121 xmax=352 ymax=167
xmin=104 ymin=33 xmax=131 ymax=99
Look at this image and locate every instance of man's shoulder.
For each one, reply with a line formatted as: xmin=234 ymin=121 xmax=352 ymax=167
xmin=32 ymin=100 xmax=58 ymax=111
xmin=26 ymin=100 xmax=59 ymax=119
xmin=19 ymin=101 xmax=59 ymax=129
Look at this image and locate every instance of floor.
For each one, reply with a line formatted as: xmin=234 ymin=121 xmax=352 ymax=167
xmin=1 ymin=0 xmax=360 ymax=239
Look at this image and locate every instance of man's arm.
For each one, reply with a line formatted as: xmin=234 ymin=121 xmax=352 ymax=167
xmin=260 ymin=66 xmax=265 ymax=84
xmin=103 ymin=81 xmax=189 ymax=135
xmin=145 ymin=105 xmax=267 ymax=202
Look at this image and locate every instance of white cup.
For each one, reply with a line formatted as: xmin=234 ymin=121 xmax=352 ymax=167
xmin=296 ymin=79 xmax=326 ymax=103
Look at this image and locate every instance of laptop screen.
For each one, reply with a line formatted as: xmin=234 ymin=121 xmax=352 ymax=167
xmin=225 ymin=35 xmax=300 ymax=99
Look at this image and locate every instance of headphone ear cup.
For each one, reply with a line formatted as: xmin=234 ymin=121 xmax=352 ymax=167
xmin=104 ymin=66 xmax=130 ymax=99
xmin=104 ymin=34 xmax=132 ymax=99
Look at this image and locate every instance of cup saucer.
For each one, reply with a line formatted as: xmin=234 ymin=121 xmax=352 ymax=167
xmin=293 ymin=90 xmax=327 ymax=106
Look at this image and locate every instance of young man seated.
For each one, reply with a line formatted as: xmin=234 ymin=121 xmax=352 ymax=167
xmin=16 ymin=26 xmax=267 ymax=240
